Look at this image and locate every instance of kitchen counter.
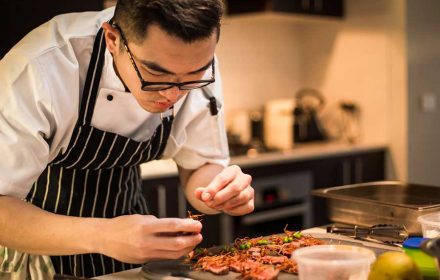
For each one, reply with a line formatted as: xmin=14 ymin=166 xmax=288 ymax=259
xmin=94 ymin=227 xmax=328 ymax=280
xmin=94 ymin=226 xmax=400 ymax=279
xmin=141 ymin=141 xmax=387 ymax=179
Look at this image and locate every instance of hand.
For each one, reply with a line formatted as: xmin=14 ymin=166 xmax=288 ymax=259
xmin=100 ymin=215 xmax=202 ymax=264
xmin=194 ymin=165 xmax=254 ymax=216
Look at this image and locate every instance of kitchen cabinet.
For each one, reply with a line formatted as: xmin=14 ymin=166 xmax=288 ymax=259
xmin=141 ymin=147 xmax=385 ymax=246
xmin=225 ymin=0 xmax=344 ymax=17
xmin=141 ymin=176 xmax=222 ymax=247
xmin=226 ymin=0 xmax=269 ymax=15
xmin=0 ymin=0 xmax=103 ymax=58
xmin=272 ymin=0 xmax=344 ymax=17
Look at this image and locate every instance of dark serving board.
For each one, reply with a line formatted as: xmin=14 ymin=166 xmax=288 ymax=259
xmin=140 ymin=232 xmax=401 ymax=280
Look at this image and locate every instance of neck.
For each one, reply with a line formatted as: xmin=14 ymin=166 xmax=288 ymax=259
xmin=112 ymin=58 xmax=130 ymax=92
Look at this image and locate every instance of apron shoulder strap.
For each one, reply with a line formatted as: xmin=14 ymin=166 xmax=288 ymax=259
xmin=79 ymin=28 xmax=107 ymax=125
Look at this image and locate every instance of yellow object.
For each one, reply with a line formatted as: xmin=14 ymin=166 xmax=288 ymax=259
xmin=368 ymin=251 xmax=422 ymax=280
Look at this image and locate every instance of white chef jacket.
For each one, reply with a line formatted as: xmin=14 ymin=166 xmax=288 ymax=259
xmin=0 ymin=7 xmax=229 ymax=199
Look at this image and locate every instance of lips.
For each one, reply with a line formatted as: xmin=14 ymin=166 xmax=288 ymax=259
xmin=154 ymin=100 xmax=172 ymax=109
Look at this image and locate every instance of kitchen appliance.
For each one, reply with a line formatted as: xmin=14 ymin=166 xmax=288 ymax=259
xmin=226 ymin=109 xmax=252 ymax=156
xmin=327 ymin=224 xmax=409 ymax=244
xmin=293 ymin=88 xmax=328 ymax=143
xmin=227 ymin=109 xmax=272 ymax=156
xmin=312 ymin=181 xmax=440 ymax=235
xmin=264 ymin=97 xmax=296 ymax=150
xmin=248 ymin=110 xmax=266 ymax=154
xmin=323 ymin=101 xmax=361 ymax=143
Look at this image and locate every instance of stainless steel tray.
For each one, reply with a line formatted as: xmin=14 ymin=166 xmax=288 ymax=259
xmin=312 ymin=181 xmax=440 ymax=235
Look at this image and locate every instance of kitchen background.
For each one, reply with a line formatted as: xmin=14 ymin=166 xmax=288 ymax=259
xmin=217 ymin=0 xmax=440 ymax=186
xmin=1 ymin=0 xmax=439 ymax=185
xmin=1 ymin=0 xmax=440 ymax=245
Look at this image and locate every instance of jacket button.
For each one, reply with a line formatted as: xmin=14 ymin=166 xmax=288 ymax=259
xmin=107 ymin=94 xmax=113 ymax=101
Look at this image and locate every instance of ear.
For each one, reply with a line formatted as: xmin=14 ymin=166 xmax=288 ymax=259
xmin=102 ymin=22 xmax=121 ymax=55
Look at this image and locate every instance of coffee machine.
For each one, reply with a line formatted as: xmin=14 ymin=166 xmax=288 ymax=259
xmin=264 ymin=98 xmax=296 ymax=150
xmin=293 ymin=88 xmax=328 ymax=143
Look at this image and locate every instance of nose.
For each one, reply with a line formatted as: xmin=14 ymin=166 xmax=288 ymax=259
xmin=158 ymin=86 xmax=186 ymax=101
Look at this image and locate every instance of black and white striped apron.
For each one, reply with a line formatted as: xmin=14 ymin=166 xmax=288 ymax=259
xmin=25 ymin=27 xmax=174 ymax=278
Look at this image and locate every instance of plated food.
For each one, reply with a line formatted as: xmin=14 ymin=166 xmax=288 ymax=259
xmin=186 ymin=226 xmax=325 ymax=280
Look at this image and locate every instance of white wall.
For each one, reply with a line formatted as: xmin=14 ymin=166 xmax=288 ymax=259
xmin=216 ymin=13 xmax=303 ymax=112
xmin=406 ymin=0 xmax=440 ymax=185
xmin=217 ymin=1 xmax=393 ymax=145
xmin=217 ymin=0 xmax=440 ymax=185
xmin=387 ymin=0 xmax=408 ymax=181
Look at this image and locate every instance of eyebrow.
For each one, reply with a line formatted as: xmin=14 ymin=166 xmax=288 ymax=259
xmin=139 ymin=58 xmax=213 ymax=75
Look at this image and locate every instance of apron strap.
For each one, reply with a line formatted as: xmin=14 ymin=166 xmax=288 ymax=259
xmin=79 ymin=27 xmax=106 ymax=125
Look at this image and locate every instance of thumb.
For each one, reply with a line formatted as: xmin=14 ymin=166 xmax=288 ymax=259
xmin=194 ymin=187 xmax=204 ymax=200
xmin=200 ymin=175 xmax=233 ymax=202
xmin=196 ymin=187 xmax=213 ymax=202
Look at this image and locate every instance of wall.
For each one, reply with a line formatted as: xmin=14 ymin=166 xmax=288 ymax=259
xmin=217 ymin=0 xmax=440 ymax=185
xmin=216 ymin=13 xmax=303 ymax=119
xmin=387 ymin=0 xmax=408 ymax=181
xmin=406 ymin=0 xmax=440 ymax=185
xmin=217 ymin=0 xmax=393 ymax=145
xmin=298 ymin=0 xmax=391 ymax=145
xmin=98 ymin=1 xmax=440 ymax=184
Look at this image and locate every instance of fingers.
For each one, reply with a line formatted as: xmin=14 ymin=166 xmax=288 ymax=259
xmin=194 ymin=187 xmax=204 ymax=201
xmin=223 ymin=198 xmax=255 ymax=216
xmin=199 ymin=165 xmax=240 ymax=202
xmin=208 ymin=172 xmax=252 ymax=208
xmin=216 ymin=186 xmax=254 ymax=211
xmin=130 ymin=233 xmax=203 ymax=263
xmin=152 ymin=243 xmax=200 ymax=260
xmin=150 ymin=217 xmax=202 ymax=234
xmin=106 ymin=215 xmax=204 ymax=264
xmin=151 ymin=233 xmax=203 ymax=252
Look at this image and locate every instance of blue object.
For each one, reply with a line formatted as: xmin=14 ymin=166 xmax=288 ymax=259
xmin=403 ymin=237 xmax=430 ymax=249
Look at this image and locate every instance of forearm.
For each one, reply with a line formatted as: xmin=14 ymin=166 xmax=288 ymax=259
xmin=0 ymin=195 xmax=105 ymax=256
xmin=178 ymin=163 xmax=224 ymax=215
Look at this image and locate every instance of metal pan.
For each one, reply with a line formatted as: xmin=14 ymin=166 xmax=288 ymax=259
xmin=312 ymin=181 xmax=440 ymax=235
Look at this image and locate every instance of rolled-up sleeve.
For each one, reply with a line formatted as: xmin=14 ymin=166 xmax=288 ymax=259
xmin=162 ymin=59 xmax=230 ymax=169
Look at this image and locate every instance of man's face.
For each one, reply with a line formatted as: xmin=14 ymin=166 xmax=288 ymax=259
xmin=112 ymin=25 xmax=217 ymax=113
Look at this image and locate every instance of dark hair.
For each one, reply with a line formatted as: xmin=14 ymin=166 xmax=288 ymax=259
xmin=113 ymin=0 xmax=224 ymax=44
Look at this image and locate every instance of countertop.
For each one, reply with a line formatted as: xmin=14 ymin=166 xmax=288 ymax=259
xmin=94 ymin=227 xmax=327 ymax=280
xmin=140 ymin=141 xmax=387 ymax=179
xmin=94 ymin=226 xmax=400 ymax=279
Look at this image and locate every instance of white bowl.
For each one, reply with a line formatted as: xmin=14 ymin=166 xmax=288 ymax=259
xmin=418 ymin=212 xmax=440 ymax=238
xmin=292 ymin=245 xmax=376 ymax=280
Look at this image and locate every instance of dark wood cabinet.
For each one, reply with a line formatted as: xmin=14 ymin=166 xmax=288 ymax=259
xmin=226 ymin=0 xmax=269 ymax=15
xmin=1 ymin=0 xmax=103 ymax=58
xmin=225 ymin=0 xmax=344 ymax=17
xmin=141 ymin=148 xmax=385 ymax=246
xmin=141 ymin=176 xmax=222 ymax=247
xmin=272 ymin=0 xmax=344 ymax=17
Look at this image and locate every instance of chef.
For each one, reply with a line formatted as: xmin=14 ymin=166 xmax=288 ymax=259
xmin=0 ymin=0 xmax=254 ymax=278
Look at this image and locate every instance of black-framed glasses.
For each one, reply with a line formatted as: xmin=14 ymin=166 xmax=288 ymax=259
xmin=112 ymin=23 xmax=215 ymax=92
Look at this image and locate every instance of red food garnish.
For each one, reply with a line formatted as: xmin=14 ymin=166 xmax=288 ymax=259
xmin=187 ymin=225 xmax=325 ymax=280
xmin=187 ymin=210 xmax=204 ymax=221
